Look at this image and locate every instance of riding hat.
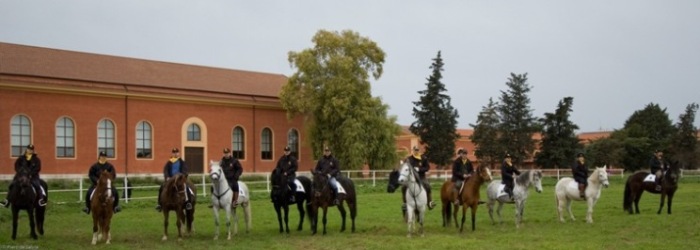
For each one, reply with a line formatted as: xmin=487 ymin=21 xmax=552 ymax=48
xmin=457 ymin=148 xmax=466 ymax=154
xmin=324 ymin=146 xmax=330 ymax=152
xmin=577 ymin=153 xmax=585 ymax=158
xmin=98 ymin=151 xmax=107 ymax=157
xmin=223 ymin=148 xmax=231 ymax=154
xmin=26 ymin=144 xmax=35 ymax=150
xmin=284 ymin=146 xmax=291 ymax=151
xmin=504 ymin=153 xmax=512 ymax=158
xmin=171 ymin=147 xmax=179 ymax=153
xmin=412 ymin=145 xmax=420 ymax=152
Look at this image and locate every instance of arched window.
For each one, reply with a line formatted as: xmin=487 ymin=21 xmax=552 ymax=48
xmin=187 ymin=123 xmax=201 ymax=141
xmin=97 ymin=119 xmax=115 ymax=157
xmin=261 ymin=128 xmax=272 ymax=160
xmin=287 ymin=128 xmax=299 ymax=158
xmin=136 ymin=121 xmax=152 ymax=159
xmin=10 ymin=115 xmax=31 ymax=157
xmin=232 ymin=126 xmax=245 ymax=159
xmin=56 ymin=117 xmax=75 ymax=158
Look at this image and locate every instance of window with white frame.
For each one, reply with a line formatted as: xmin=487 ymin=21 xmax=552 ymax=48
xmin=11 ymin=115 xmax=31 ymax=157
xmin=97 ymin=119 xmax=115 ymax=157
xmin=56 ymin=117 xmax=75 ymax=157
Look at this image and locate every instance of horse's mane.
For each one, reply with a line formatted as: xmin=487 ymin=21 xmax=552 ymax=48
xmin=515 ymin=170 xmax=531 ymax=186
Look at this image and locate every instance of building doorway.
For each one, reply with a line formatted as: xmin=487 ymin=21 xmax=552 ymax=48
xmin=185 ymin=147 xmax=204 ymax=174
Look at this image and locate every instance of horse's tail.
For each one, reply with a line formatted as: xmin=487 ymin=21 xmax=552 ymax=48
xmin=623 ymin=178 xmax=632 ymax=212
xmin=444 ymin=200 xmax=452 ymax=226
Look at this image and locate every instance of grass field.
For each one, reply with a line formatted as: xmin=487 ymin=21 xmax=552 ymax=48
xmin=0 ymin=177 xmax=699 ymax=249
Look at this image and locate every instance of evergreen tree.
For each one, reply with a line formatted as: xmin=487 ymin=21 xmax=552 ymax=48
xmin=535 ymin=97 xmax=582 ymax=168
xmin=470 ymin=98 xmax=502 ymax=168
xmin=496 ymin=73 xmax=539 ymax=166
xmin=409 ymin=51 xmax=460 ymax=168
xmin=281 ymin=30 xmax=400 ymax=170
xmin=617 ymin=103 xmax=676 ymax=171
xmin=670 ymin=103 xmax=699 ymax=169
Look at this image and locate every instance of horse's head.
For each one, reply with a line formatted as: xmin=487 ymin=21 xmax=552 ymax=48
xmin=209 ymin=160 xmax=223 ymax=181
xmin=595 ymin=166 xmax=610 ymax=188
xmin=98 ymin=169 xmax=114 ymax=186
xmin=14 ymin=167 xmax=31 ymax=188
xmin=270 ymin=169 xmax=288 ymax=199
xmin=665 ymin=161 xmax=681 ymax=185
xmin=532 ymin=170 xmax=543 ymax=193
xmin=397 ymin=160 xmax=415 ymax=185
xmin=387 ymin=168 xmax=400 ymax=193
xmin=477 ymin=165 xmax=492 ymax=182
xmin=312 ymin=171 xmax=330 ymax=198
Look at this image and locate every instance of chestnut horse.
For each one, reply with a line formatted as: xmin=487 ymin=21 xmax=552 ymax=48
xmin=309 ymin=171 xmax=357 ymax=235
xmin=449 ymin=164 xmax=492 ymax=232
xmin=91 ymin=169 xmax=115 ymax=245
xmin=623 ymin=161 xmax=680 ymax=214
xmin=160 ymin=173 xmax=196 ymax=241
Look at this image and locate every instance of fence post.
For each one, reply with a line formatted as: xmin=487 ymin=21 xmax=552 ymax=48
xmin=201 ymin=174 xmax=207 ymax=197
xmin=79 ymin=177 xmax=83 ymax=202
xmin=556 ymin=168 xmax=560 ymax=180
xmin=124 ymin=177 xmax=129 ymax=204
xmin=372 ymin=171 xmax=376 ymax=187
xmin=266 ymin=174 xmax=270 ymax=192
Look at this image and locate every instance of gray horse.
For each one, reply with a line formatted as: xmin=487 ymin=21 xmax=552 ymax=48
xmin=486 ymin=170 xmax=543 ymax=228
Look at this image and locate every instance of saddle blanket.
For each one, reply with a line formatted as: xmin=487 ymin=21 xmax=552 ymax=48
xmin=294 ymin=179 xmax=305 ymax=193
xmin=237 ymin=181 xmax=247 ymax=199
xmin=643 ymin=174 xmax=656 ymax=183
xmin=497 ymin=184 xmax=508 ymax=198
xmin=567 ymin=181 xmax=581 ymax=190
xmin=337 ymin=183 xmax=346 ymax=195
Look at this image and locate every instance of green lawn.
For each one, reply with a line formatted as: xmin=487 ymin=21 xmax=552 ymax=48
xmin=0 ymin=178 xmax=698 ymax=249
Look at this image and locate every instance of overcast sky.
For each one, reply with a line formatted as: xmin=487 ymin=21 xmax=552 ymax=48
xmin=2 ymin=1 xmax=699 ymax=132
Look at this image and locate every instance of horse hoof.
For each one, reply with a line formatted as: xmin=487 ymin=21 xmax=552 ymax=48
xmin=162 ymin=236 xmax=168 ymax=241
xmin=213 ymin=236 xmax=218 ymax=240
xmin=92 ymin=241 xmax=97 ymax=245
xmin=106 ymin=240 xmax=111 ymax=245
xmin=178 ymin=237 xmax=183 ymax=242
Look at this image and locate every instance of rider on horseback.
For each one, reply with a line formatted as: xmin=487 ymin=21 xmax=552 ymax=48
xmin=1 ymin=144 xmax=47 ymax=208
xmin=649 ymin=149 xmax=669 ymax=191
xmin=275 ymin=146 xmax=298 ymax=202
xmin=451 ymin=148 xmax=473 ymax=205
xmin=82 ymin=151 xmax=121 ymax=214
xmin=314 ymin=146 xmax=341 ymax=205
xmin=572 ymin=153 xmax=589 ymax=199
xmin=403 ymin=145 xmax=435 ymax=210
xmin=220 ymin=147 xmax=243 ymax=207
xmin=156 ymin=147 xmax=193 ymax=211
xmin=501 ymin=153 xmax=520 ymax=201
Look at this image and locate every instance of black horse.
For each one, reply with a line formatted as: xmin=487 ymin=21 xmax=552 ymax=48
xmin=308 ymin=171 xmax=357 ymax=235
xmin=387 ymin=169 xmax=400 ymax=193
xmin=623 ymin=161 xmax=681 ymax=214
xmin=270 ymin=168 xmax=312 ymax=234
xmin=8 ymin=168 xmax=48 ymax=240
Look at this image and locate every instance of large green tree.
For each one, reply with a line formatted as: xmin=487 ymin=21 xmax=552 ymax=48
xmin=615 ymin=103 xmax=676 ymax=171
xmin=535 ymin=97 xmax=582 ymax=168
xmin=281 ymin=29 xmax=400 ymax=170
xmin=409 ymin=51 xmax=460 ymax=168
xmin=470 ymin=98 xmax=502 ymax=168
xmin=496 ymin=73 xmax=539 ymax=166
xmin=669 ymin=103 xmax=699 ymax=169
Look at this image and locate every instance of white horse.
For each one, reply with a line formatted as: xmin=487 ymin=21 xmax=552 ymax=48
xmin=209 ymin=161 xmax=251 ymax=240
xmin=486 ymin=170 xmax=543 ymax=228
xmin=555 ymin=166 xmax=609 ymax=223
xmin=397 ymin=160 xmax=427 ymax=238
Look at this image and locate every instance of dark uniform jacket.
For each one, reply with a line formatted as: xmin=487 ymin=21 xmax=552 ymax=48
xmin=163 ymin=158 xmax=188 ymax=179
xmin=89 ymin=161 xmax=117 ymax=186
xmin=15 ymin=153 xmax=41 ymax=179
xmin=276 ymin=154 xmax=298 ymax=178
xmin=649 ymin=157 xmax=669 ymax=174
xmin=220 ymin=156 xmax=243 ymax=184
xmin=315 ymin=155 xmax=340 ymax=177
xmin=452 ymin=158 xmax=473 ymax=182
xmin=501 ymin=162 xmax=521 ymax=186
xmin=407 ymin=154 xmax=430 ymax=179
xmin=572 ymin=161 xmax=589 ymax=185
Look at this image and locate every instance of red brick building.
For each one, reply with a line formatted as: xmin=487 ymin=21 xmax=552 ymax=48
xmin=0 ymin=42 xmax=313 ymax=177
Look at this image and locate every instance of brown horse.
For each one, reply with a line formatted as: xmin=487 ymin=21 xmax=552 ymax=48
xmin=623 ymin=161 xmax=680 ymax=214
xmin=91 ymin=170 xmax=115 ymax=245
xmin=452 ymin=165 xmax=492 ymax=232
xmin=9 ymin=167 xmax=48 ymax=240
xmin=309 ymin=171 xmax=357 ymax=235
xmin=160 ymin=173 xmax=196 ymax=241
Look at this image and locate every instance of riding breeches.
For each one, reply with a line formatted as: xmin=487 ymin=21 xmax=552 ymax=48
xmin=227 ymin=178 xmax=240 ymax=192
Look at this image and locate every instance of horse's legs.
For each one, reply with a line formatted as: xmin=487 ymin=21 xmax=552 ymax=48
xmin=322 ymin=206 xmax=329 ymax=235
xmin=104 ymin=213 xmax=112 ymax=244
xmin=35 ymin=206 xmax=45 ymax=235
xmin=296 ymin=199 xmax=305 ymax=231
xmin=27 ymin=208 xmax=37 ymax=240
xmin=657 ymin=192 xmax=667 ymax=215
xmin=460 ymin=203 xmax=467 ymax=233
xmin=244 ymin=202 xmax=252 ymax=233
xmin=471 ymin=205 xmax=477 ymax=231
xmin=567 ymin=199 xmax=576 ymax=221
xmin=452 ymin=204 xmax=459 ymax=229
xmin=162 ymin=211 xmax=169 ymax=241
xmin=11 ymin=207 xmax=19 ymax=240
xmin=92 ymin=211 xmax=99 ymax=244
xmin=406 ymin=204 xmax=413 ymax=237
xmin=349 ymin=200 xmax=356 ymax=233
xmin=274 ymin=204 xmax=283 ymax=233
xmin=667 ymin=192 xmax=674 ymax=214
xmin=226 ymin=206 xmax=232 ymax=240
xmin=515 ymin=200 xmax=522 ymax=228
xmin=586 ymin=198 xmax=595 ymax=223
xmin=212 ymin=206 xmax=220 ymax=240
xmin=419 ymin=208 xmax=425 ymax=237
xmin=176 ymin=210 xmax=184 ymax=241
xmin=337 ymin=203 xmax=347 ymax=232
xmin=634 ymin=191 xmax=643 ymax=214
xmin=283 ymin=204 xmax=291 ymax=234
xmin=496 ymin=202 xmax=505 ymax=224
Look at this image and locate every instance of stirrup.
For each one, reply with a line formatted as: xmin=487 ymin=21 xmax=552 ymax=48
xmin=38 ymin=198 xmax=47 ymax=207
xmin=0 ymin=199 xmax=9 ymax=208
xmin=655 ymin=185 xmax=662 ymax=191
xmin=155 ymin=205 xmax=162 ymax=212
xmin=333 ymin=199 xmax=340 ymax=205
xmin=428 ymin=201 xmax=436 ymax=210
xmin=114 ymin=206 xmax=122 ymax=213
xmin=82 ymin=207 xmax=90 ymax=214
xmin=185 ymin=202 xmax=193 ymax=210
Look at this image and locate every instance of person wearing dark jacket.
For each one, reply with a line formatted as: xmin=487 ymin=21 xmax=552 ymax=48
xmin=221 ymin=147 xmax=243 ymax=207
xmin=275 ymin=146 xmax=298 ymax=202
xmin=156 ymin=147 xmax=192 ymax=211
xmin=1 ymin=144 xmax=47 ymax=208
xmin=402 ymin=145 xmax=435 ymax=210
xmin=501 ymin=153 xmax=520 ymax=200
xmin=649 ymin=149 xmax=669 ymax=191
xmin=572 ymin=153 xmax=589 ymax=199
xmin=451 ymin=148 xmax=473 ymax=205
xmin=82 ymin=151 xmax=121 ymax=214
xmin=314 ymin=146 xmax=341 ymax=205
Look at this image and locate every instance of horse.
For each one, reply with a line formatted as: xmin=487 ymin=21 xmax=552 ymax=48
xmin=396 ymin=160 xmax=427 ymax=237
xmin=8 ymin=167 xmax=48 ymax=240
xmin=623 ymin=161 xmax=680 ymax=215
xmin=208 ymin=161 xmax=251 ymax=240
xmin=486 ymin=170 xmax=543 ymax=228
xmin=309 ymin=171 xmax=357 ymax=235
xmin=451 ymin=164 xmax=492 ymax=232
xmin=160 ymin=173 xmax=196 ymax=241
xmin=91 ymin=169 xmax=115 ymax=245
xmin=555 ymin=166 xmax=609 ymax=223
xmin=270 ymin=168 xmax=312 ymax=234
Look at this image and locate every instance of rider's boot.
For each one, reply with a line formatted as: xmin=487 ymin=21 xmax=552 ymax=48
xmin=232 ymin=191 xmax=240 ymax=208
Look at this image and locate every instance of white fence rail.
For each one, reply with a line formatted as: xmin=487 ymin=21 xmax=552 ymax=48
xmin=2 ymin=168 xmax=699 ymax=204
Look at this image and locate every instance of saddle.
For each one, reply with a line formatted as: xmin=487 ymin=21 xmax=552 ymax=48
xmin=643 ymin=174 xmax=656 ymax=183
xmin=496 ymin=184 xmax=509 ymax=198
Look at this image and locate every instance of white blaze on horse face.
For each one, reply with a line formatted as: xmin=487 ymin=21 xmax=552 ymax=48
xmin=534 ymin=171 xmax=543 ymax=193
xmin=599 ymin=167 xmax=610 ymax=188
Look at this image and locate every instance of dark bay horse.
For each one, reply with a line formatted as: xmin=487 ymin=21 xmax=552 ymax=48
xmin=624 ymin=161 xmax=680 ymax=214
xmin=270 ymin=168 xmax=312 ymax=233
xmin=452 ymin=165 xmax=492 ymax=232
xmin=9 ymin=168 xmax=48 ymax=240
xmin=309 ymin=171 xmax=357 ymax=235
xmin=91 ymin=169 xmax=115 ymax=245
xmin=160 ymin=173 xmax=196 ymax=241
